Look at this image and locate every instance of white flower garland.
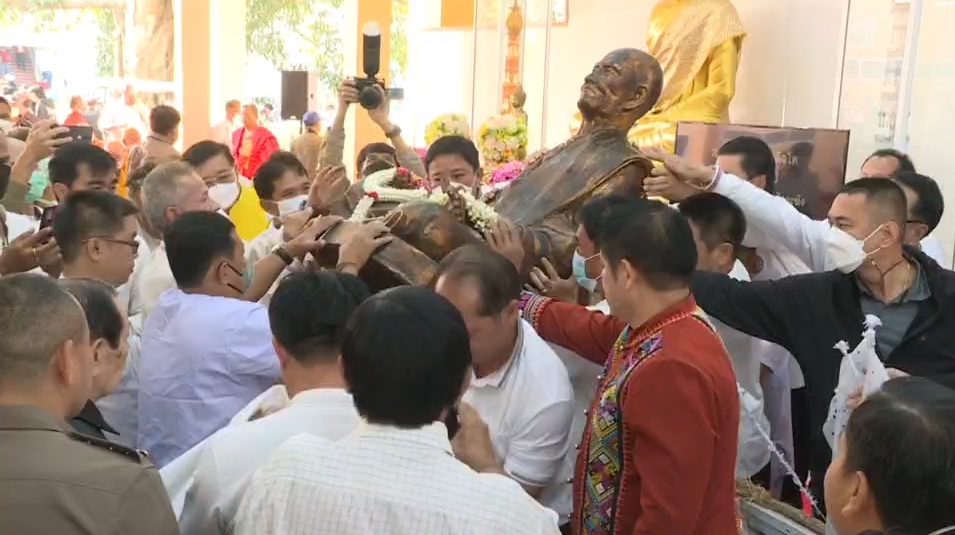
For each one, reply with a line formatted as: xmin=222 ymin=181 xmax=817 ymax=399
xmin=348 ymin=195 xmax=376 ymax=223
xmin=355 ymin=167 xmax=499 ymax=231
xmin=362 ymin=167 xmax=431 ymax=204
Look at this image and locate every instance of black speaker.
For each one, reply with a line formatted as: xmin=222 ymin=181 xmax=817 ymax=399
xmin=280 ymin=71 xmax=319 ymax=121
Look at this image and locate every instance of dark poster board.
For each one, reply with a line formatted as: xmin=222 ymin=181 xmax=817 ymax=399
xmin=675 ymin=122 xmax=851 ymax=220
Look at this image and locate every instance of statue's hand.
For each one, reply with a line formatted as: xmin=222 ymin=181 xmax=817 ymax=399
xmin=444 ymin=185 xmax=469 ymax=225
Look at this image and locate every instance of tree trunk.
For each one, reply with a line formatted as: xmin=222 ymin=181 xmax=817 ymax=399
xmin=132 ymin=0 xmax=174 ymax=82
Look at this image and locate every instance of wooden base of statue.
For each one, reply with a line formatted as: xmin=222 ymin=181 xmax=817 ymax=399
xmin=736 ymin=479 xmax=824 ymax=534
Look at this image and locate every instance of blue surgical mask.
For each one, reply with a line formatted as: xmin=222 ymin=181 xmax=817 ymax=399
xmin=572 ymin=251 xmax=599 ymax=292
xmin=26 ymin=158 xmax=51 ymax=203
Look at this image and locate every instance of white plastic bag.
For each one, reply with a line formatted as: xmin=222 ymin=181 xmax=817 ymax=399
xmin=823 ymin=315 xmax=890 ymax=459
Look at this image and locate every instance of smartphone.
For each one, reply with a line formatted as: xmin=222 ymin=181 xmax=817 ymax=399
xmin=39 ymin=205 xmax=57 ymax=231
xmin=444 ymin=407 xmax=461 ymax=439
xmin=63 ymin=125 xmax=94 ymax=144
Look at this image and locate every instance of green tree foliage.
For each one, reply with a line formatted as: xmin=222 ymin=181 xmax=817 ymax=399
xmin=246 ymin=0 xmax=409 ymax=93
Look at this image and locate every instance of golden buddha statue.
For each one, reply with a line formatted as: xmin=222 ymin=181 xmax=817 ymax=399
xmin=504 ymin=86 xmax=529 ymax=126
xmin=629 ymin=0 xmax=745 ymax=151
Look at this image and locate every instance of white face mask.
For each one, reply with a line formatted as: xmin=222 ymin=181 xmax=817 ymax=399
xmin=824 ymin=224 xmax=884 ymax=273
xmin=208 ymin=181 xmax=240 ymax=210
xmin=277 ymin=194 xmax=308 ymax=216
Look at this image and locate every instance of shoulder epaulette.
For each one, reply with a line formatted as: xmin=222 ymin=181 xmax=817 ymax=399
xmin=68 ymin=431 xmax=149 ymax=463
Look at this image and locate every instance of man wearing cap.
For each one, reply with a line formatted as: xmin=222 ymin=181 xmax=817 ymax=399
xmin=291 ymin=111 xmax=324 ymax=180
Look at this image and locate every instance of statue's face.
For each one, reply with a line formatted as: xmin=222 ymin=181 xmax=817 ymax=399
xmin=578 ymin=50 xmax=642 ymax=118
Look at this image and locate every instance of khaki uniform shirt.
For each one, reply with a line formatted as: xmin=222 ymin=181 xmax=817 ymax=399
xmin=127 ymin=134 xmax=181 ymax=177
xmin=291 ymin=131 xmax=325 ymax=179
xmin=0 ymin=405 xmax=178 ymax=534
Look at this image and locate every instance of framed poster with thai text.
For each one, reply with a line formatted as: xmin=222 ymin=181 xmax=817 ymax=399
xmin=675 ymin=122 xmax=851 ymax=220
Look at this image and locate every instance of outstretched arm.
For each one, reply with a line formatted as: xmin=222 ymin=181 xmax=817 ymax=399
xmin=690 ymin=270 xmax=803 ymax=359
xmin=521 ymin=292 xmax=626 ymax=366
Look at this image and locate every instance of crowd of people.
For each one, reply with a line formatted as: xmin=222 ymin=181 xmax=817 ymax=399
xmin=0 ymin=68 xmax=953 ymax=535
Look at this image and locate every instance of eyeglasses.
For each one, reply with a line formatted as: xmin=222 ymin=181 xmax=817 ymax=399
xmin=83 ymin=237 xmax=140 ymax=250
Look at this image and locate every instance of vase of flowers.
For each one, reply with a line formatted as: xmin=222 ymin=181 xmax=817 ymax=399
xmin=424 ymin=113 xmax=472 ymax=145
xmin=478 ymin=114 xmax=528 ymax=168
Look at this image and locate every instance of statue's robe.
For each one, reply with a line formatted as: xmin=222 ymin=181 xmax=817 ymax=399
xmin=320 ymin=127 xmax=652 ymax=289
xmin=493 ymin=127 xmax=652 ymax=278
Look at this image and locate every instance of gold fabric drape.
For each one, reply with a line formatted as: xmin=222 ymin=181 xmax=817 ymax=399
xmin=646 ymin=0 xmax=746 ymax=113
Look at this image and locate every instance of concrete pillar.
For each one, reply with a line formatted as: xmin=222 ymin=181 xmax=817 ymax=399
xmin=342 ymin=0 xmax=393 ymax=170
xmin=174 ymin=0 xmax=246 ymax=148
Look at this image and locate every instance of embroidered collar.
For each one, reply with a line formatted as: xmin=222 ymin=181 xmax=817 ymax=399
xmin=626 ymin=294 xmax=699 ymax=346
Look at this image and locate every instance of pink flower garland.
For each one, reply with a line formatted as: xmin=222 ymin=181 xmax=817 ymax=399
xmin=488 ymin=160 xmax=526 ymax=186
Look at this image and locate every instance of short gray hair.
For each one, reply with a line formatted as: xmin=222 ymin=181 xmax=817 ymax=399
xmin=142 ymin=161 xmax=196 ymax=235
xmin=0 ymin=274 xmax=87 ymax=389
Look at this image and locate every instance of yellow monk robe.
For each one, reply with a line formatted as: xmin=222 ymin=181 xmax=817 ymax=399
xmin=229 ymin=185 xmax=271 ymax=241
xmin=630 ymin=0 xmax=746 ymax=151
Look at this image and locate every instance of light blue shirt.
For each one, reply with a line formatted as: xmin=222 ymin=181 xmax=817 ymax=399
xmin=137 ymin=289 xmax=281 ymax=468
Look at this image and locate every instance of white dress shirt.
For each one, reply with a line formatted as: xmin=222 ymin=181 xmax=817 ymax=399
xmin=713 ymin=171 xmax=947 ymax=269
xmin=234 ymin=422 xmax=562 ymax=535
xmin=462 ymin=319 xmax=574 ymax=491
xmin=212 ymin=119 xmax=238 ymax=147
xmin=137 ymin=289 xmax=281 ymax=468
xmin=179 ymin=388 xmax=359 ymax=535
xmin=541 ymin=300 xmax=607 ymax=523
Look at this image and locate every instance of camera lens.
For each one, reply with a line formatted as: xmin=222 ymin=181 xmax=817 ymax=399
xmin=358 ymin=87 xmax=381 ymax=110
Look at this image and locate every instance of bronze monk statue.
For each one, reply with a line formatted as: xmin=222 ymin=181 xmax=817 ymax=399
xmin=317 ymin=48 xmax=663 ymax=290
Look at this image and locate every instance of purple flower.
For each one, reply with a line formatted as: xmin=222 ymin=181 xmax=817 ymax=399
xmin=489 ymin=160 xmax=526 ymax=185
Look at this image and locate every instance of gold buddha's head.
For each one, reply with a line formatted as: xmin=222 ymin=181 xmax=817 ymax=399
xmin=510 ymin=86 xmax=526 ymax=109
xmin=578 ymin=48 xmax=663 ymax=129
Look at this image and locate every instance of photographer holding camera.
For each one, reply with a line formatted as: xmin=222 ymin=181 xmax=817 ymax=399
xmin=319 ymin=79 xmax=425 ymax=181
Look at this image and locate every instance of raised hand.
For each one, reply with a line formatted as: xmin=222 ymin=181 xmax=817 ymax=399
xmin=285 ymin=215 xmax=342 ymax=258
xmin=485 ymin=217 xmax=524 ymax=272
xmin=338 ymin=221 xmax=393 ymax=273
xmin=309 ymin=165 xmax=350 ymax=214
xmin=338 ymin=78 xmax=359 ymax=108
xmin=527 ymin=257 xmax=578 ymax=303
xmin=450 ymin=402 xmax=502 ymax=474
xmin=24 ymin=120 xmax=72 ymax=161
xmin=0 ymin=227 xmax=59 ymax=276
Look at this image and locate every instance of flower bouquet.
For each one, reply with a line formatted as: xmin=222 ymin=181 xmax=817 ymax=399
xmin=488 ymin=160 xmax=526 ymax=190
xmin=424 ymin=113 xmax=472 ymax=145
xmin=478 ymin=114 xmax=528 ymax=167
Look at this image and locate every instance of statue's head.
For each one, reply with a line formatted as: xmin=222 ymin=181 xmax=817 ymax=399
xmin=578 ymin=48 xmax=663 ymax=128
xmin=510 ymin=86 xmax=526 ymax=108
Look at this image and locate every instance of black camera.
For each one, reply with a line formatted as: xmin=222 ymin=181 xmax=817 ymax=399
xmin=356 ymin=22 xmax=404 ymax=110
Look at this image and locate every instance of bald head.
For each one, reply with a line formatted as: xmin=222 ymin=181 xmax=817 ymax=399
xmin=579 ymin=48 xmax=663 ymax=128
xmin=0 ymin=274 xmax=88 ymax=389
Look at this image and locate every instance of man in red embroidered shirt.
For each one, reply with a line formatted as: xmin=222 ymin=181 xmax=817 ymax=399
xmin=518 ymin=198 xmax=740 ymax=535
